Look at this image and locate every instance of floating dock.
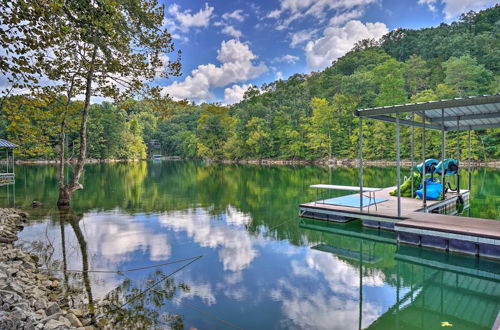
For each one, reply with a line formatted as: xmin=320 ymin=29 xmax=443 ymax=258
xmin=299 ymin=187 xmax=500 ymax=260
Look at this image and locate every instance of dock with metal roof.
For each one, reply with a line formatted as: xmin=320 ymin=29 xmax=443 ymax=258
xmin=299 ymin=94 xmax=500 ymax=259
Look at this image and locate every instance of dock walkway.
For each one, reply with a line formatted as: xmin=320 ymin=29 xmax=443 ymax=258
xmin=299 ymin=186 xmax=500 ymax=259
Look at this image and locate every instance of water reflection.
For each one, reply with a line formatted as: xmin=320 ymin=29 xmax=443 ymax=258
xmin=4 ymin=162 xmax=500 ymax=329
xmin=159 ymin=208 xmax=258 ymax=272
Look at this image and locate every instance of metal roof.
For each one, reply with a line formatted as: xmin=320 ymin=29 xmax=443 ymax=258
xmin=0 ymin=139 xmax=18 ymax=148
xmin=354 ymin=94 xmax=500 ymax=131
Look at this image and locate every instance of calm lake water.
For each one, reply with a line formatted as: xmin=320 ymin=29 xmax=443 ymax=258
xmin=1 ymin=161 xmax=499 ymax=329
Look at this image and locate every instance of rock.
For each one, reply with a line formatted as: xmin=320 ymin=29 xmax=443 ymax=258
xmin=45 ymin=319 xmax=66 ymax=330
xmin=29 ymin=254 xmax=39 ymax=263
xmin=5 ymin=281 xmax=24 ymax=295
xmin=45 ymin=302 xmax=61 ymax=316
xmin=34 ymin=309 xmax=46 ymax=319
xmin=69 ymin=308 xmax=84 ymax=318
xmin=41 ymin=312 xmax=62 ymax=323
xmin=23 ymin=261 xmax=36 ymax=270
xmin=23 ymin=320 xmax=36 ymax=330
xmin=7 ymin=267 xmax=18 ymax=276
xmin=12 ymin=306 xmax=28 ymax=321
xmin=66 ymin=313 xmax=83 ymax=327
xmin=34 ymin=299 xmax=47 ymax=311
xmin=0 ymin=235 xmax=17 ymax=244
xmin=48 ymin=280 xmax=59 ymax=289
xmin=58 ymin=316 xmax=71 ymax=327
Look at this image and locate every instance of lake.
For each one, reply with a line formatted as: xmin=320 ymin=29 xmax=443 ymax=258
xmin=1 ymin=161 xmax=499 ymax=329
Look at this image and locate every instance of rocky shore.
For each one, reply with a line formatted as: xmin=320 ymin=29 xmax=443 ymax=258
xmin=0 ymin=209 xmax=90 ymax=330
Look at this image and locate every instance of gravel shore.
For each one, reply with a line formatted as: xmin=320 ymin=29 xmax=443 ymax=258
xmin=0 ymin=209 xmax=91 ymax=330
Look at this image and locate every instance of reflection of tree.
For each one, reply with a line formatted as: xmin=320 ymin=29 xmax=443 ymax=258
xmin=33 ymin=208 xmax=189 ymax=328
xmin=59 ymin=209 xmax=96 ymax=321
xmin=98 ymin=270 xmax=188 ymax=329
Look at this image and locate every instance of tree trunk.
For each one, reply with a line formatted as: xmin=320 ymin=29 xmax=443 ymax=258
xmin=57 ymin=185 xmax=72 ymax=207
xmin=57 ymin=47 xmax=97 ymax=207
xmin=58 ymin=119 xmax=66 ymax=186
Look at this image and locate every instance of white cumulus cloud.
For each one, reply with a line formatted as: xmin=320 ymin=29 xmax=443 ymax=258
xmin=305 ymin=20 xmax=388 ymax=71
xmin=222 ymin=9 xmax=246 ymax=22
xmin=268 ymin=0 xmax=377 ymax=28
xmin=329 ymin=9 xmax=364 ymax=26
xmin=273 ymin=54 xmax=300 ymax=64
xmin=289 ymin=29 xmax=319 ymax=47
xmin=221 ymin=25 xmax=243 ymax=39
xmin=167 ymin=2 xmax=214 ymax=34
xmin=162 ymin=39 xmax=267 ymax=101
xmin=223 ymin=84 xmax=252 ymax=105
xmin=418 ymin=0 xmax=496 ymax=19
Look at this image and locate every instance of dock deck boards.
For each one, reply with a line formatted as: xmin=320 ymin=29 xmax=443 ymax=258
xmin=301 ymin=186 xmax=468 ymax=221
xmin=397 ymin=212 xmax=500 ymax=240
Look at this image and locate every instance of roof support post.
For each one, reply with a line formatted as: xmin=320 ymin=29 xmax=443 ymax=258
xmin=410 ymin=112 xmax=415 ymax=197
xmin=396 ymin=114 xmax=401 ymax=217
xmin=468 ymin=128 xmax=471 ymax=191
xmin=456 ymin=118 xmax=460 ymax=194
xmin=441 ymin=109 xmax=445 ymax=200
xmin=421 ymin=112 xmax=427 ymax=210
xmin=359 ymin=117 xmax=364 ymax=213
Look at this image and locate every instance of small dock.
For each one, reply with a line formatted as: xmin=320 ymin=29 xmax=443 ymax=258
xmin=299 ymin=187 xmax=500 ymax=259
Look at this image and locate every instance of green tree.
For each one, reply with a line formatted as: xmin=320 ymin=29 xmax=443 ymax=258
xmin=246 ymin=117 xmax=271 ymax=158
xmin=443 ymin=55 xmax=495 ymax=96
xmin=197 ymin=105 xmax=233 ymax=160
xmin=404 ymin=55 xmax=430 ymax=95
xmin=308 ymin=98 xmax=335 ymax=158
xmin=373 ymin=58 xmax=408 ymax=106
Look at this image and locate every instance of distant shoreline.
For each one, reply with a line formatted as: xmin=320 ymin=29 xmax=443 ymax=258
xmin=11 ymin=158 xmax=500 ymax=168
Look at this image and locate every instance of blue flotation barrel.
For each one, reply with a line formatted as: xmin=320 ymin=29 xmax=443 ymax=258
xmin=416 ymin=178 xmax=443 ymax=200
xmin=435 ymin=158 xmax=459 ymax=176
xmin=416 ymin=159 xmax=439 ymax=175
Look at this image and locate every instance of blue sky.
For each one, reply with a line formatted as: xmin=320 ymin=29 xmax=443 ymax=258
xmin=157 ymin=0 xmax=497 ymax=104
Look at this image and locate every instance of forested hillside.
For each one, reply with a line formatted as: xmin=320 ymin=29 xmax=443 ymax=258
xmin=1 ymin=6 xmax=499 ymax=161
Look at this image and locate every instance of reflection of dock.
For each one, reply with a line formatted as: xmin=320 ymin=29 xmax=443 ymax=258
xmin=369 ymin=246 xmax=500 ymax=330
xmin=368 ymin=271 xmax=500 ymax=330
xmin=312 ymin=244 xmax=381 ymax=264
xmin=299 ymin=218 xmax=396 ymax=245
xmin=301 ymin=219 xmax=500 ymax=330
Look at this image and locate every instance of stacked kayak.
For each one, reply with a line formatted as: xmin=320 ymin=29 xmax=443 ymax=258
xmin=391 ymin=158 xmax=459 ymax=200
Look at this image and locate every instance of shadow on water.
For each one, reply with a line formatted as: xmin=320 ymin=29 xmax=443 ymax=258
xmin=2 ymin=161 xmax=499 ymax=329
